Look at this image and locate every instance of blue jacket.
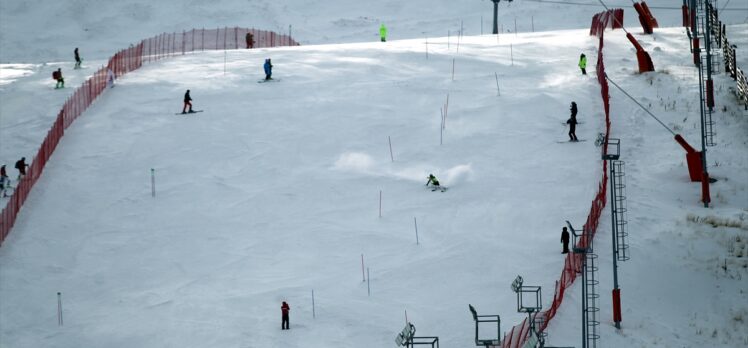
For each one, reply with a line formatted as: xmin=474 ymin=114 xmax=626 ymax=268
xmin=263 ymin=59 xmax=272 ymax=75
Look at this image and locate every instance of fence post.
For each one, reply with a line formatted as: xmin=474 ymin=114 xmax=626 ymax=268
xmin=57 ymin=292 xmax=63 ymax=326
xmin=151 ymin=168 xmax=156 ymax=197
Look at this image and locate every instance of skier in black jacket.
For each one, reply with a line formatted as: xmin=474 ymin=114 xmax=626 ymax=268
xmin=74 ymin=48 xmax=82 ymax=69
xmin=567 ymin=102 xmax=579 ymax=142
xmin=182 ymin=90 xmax=193 ymax=114
xmin=0 ymin=164 xmax=8 ymax=193
xmin=15 ymin=157 xmax=29 ymax=178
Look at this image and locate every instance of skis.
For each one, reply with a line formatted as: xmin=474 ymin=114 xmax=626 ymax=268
xmin=561 ymin=121 xmax=584 ymax=125
xmin=257 ymin=78 xmax=280 ymax=83
xmin=427 ymin=185 xmax=448 ymax=192
xmin=557 ymin=139 xmax=587 ymax=143
xmin=175 ymin=110 xmax=204 ymax=115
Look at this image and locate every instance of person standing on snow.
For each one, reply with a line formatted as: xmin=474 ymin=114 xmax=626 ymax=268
xmin=15 ymin=157 xmax=29 ymax=179
xmin=561 ymin=227 xmax=570 ymax=254
xmin=53 ymin=68 xmax=64 ymax=89
xmin=246 ymin=32 xmax=255 ymax=49
xmin=578 ymin=53 xmax=587 ymax=75
xmin=567 ymin=102 xmax=579 ymax=142
xmin=107 ymin=68 xmax=115 ymax=88
xmin=182 ymin=90 xmax=194 ymax=114
xmin=0 ymin=164 xmax=8 ymax=194
xmin=379 ymin=23 xmax=387 ymax=42
xmin=263 ymin=58 xmax=273 ymax=80
xmin=281 ymin=301 xmax=290 ymax=330
xmin=74 ymin=48 xmax=82 ymax=69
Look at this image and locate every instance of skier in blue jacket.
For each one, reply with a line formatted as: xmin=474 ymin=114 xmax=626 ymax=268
xmin=263 ymin=58 xmax=273 ymax=80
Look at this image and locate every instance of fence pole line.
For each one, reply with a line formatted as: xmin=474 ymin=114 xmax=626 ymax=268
xmin=501 ymin=11 xmax=613 ymax=346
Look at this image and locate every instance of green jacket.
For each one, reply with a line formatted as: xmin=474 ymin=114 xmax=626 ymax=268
xmin=578 ymin=56 xmax=587 ymax=69
xmin=380 ymin=24 xmax=387 ymax=39
xmin=426 ymin=176 xmax=439 ymax=186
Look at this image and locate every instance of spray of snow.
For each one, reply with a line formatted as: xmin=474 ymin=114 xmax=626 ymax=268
xmin=333 ymin=152 xmax=472 ymax=187
xmin=333 ymin=152 xmax=375 ymax=172
xmin=440 ymin=164 xmax=473 ymax=186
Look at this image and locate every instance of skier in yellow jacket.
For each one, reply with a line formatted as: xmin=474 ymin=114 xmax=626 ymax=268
xmin=578 ymin=53 xmax=587 ymax=75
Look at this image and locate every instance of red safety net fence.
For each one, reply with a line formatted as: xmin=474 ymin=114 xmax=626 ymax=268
xmin=500 ymin=10 xmax=617 ymax=348
xmin=0 ymin=27 xmax=298 ymax=247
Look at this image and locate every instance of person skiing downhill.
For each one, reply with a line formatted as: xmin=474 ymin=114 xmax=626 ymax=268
xmin=182 ymin=90 xmax=193 ymax=114
xmin=74 ymin=48 xmax=82 ymax=69
xmin=578 ymin=53 xmax=587 ymax=75
xmin=379 ymin=23 xmax=387 ymax=42
xmin=52 ymin=68 xmax=64 ymax=88
xmin=567 ymin=102 xmax=579 ymax=141
xmin=281 ymin=301 xmax=290 ymax=330
xmin=263 ymin=58 xmax=273 ymax=80
xmin=426 ymin=174 xmax=441 ymax=191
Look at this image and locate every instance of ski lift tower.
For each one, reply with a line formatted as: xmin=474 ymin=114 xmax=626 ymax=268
xmin=490 ymin=0 xmax=513 ymax=34
xmin=603 ymin=138 xmax=630 ymax=329
xmin=688 ymin=0 xmax=717 ymax=207
xmin=568 ymin=221 xmax=599 ymax=348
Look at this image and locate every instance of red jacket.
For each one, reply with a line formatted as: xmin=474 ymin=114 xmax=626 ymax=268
xmin=281 ymin=302 xmax=290 ymax=316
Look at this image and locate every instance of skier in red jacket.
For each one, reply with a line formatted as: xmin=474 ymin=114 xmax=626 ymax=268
xmin=281 ymin=301 xmax=290 ymax=330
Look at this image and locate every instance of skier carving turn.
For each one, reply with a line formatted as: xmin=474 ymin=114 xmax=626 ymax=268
xmin=426 ymin=174 xmax=446 ymax=192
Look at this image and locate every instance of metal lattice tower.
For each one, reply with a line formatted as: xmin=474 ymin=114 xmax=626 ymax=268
xmin=568 ymin=222 xmax=600 ymax=348
xmin=604 ymin=138 xmax=629 ymax=329
xmin=687 ymin=0 xmax=715 ymax=208
xmin=611 ymin=161 xmax=630 ymax=262
xmin=583 ymin=248 xmax=600 ymax=348
xmin=692 ymin=0 xmax=717 ymax=147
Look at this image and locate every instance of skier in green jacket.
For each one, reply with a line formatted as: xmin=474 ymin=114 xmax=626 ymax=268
xmin=578 ymin=53 xmax=587 ymax=75
xmin=380 ymin=24 xmax=387 ymax=42
xmin=426 ymin=174 xmax=440 ymax=189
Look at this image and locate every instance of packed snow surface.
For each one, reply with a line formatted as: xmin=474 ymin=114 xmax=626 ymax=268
xmin=1 ymin=1 xmax=747 ymax=348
